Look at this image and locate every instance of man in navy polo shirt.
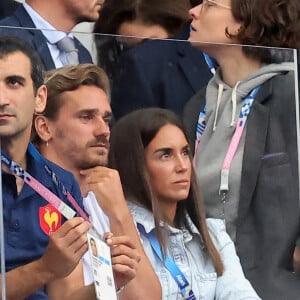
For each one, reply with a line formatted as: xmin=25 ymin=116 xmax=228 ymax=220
xmin=33 ymin=64 xmax=162 ymax=299
xmin=0 ymin=36 xmax=91 ymax=299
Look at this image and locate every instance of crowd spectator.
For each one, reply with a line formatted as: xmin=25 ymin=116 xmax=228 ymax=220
xmin=0 ymin=0 xmax=19 ymax=20
xmin=0 ymin=36 xmax=142 ymax=300
xmin=33 ymin=64 xmax=162 ymax=299
xmin=93 ymin=0 xmax=212 ymax=120
xmin=0 ymin=35 xmax=90 ymax=300
xmin=184 ymin=0 xmax=300 ymax=298
xmin=108 ymin=107 xmax=261 ymax=299
xmin=0 ymin=0 xmax=96 ymax=70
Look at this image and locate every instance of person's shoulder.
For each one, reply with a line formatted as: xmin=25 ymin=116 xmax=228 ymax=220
xmin=206 ymin=218 xmax=226 ymax=235
xmin=0 ymin=5 xmax=35 ymax=40
xmin=127 ymin=201 xmax=155 ymax=231
xmin=206 ymin=218 xmax=233 ymax=251
xmin=124 ymin=35 xmax=191 ymax=63
xmin=273 ymin=69 xmax=294 ymax=84
xmin=122 ymin=40 xmax=174 ymax=65
xmin=0 ymin=13 xmax=18 ymax=26
xmin=259 ymin=67 xmax=295 ymax=101
xmin=186 ymin=86 xmax=206 ymax=106
xmin=127 ymin=201 xmax=147 ymax=216
xmin=183 ymin=86 xmax=206 ymax=119
xmin=261 ymin=63 xmax=294 ymax=85
xmin=0 ymin=4 xmax=23 ymax=26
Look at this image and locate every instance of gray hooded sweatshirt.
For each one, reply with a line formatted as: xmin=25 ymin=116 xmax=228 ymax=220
xmin=195 ymin=62 xmax=294 ymax=241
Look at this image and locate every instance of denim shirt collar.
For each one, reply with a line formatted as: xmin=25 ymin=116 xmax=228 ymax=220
xmin=128 ymin=201 xmax=204 ymax=245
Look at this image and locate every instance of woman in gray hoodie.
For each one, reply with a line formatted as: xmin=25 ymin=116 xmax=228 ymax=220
xmin=184 ymin=0 xmax=300 ymax=299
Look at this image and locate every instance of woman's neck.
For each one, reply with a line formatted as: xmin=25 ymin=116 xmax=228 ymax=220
xmin=213 ymin=46 xmax=262 ymax=87
xmin=158 ymin=200 xmax=177 ymax=226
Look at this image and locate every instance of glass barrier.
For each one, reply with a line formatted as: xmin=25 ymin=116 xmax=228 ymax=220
xmin=0 ymin=26 xmax=299 ymax=299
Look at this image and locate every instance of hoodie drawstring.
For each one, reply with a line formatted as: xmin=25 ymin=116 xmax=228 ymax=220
xmin=213 ymin=81 xmax=241 ymax=131
xmin=213 ymin=83 xmax=224 ymax=132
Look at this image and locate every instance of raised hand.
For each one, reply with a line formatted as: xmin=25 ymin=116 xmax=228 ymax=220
xmin=80 ymin=166 xmax=127 ymax=217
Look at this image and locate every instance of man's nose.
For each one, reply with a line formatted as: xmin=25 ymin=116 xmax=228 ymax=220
xmin=94 ymin=118 xmax=110 ymax=137
xmin=0 ymin=85 xmax=10 ymax=106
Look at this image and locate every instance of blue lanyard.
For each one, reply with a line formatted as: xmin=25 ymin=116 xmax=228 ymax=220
xmin=203 ymin=53 xmax=216 ymax=75
xmin=137 ymin=224 xmax=196 ymax=300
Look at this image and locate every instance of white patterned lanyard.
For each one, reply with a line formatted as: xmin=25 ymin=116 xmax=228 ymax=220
xmin=194 ymin=86 xmax=260 ymax=217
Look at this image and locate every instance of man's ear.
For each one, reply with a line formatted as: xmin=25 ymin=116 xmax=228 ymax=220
xmin=35 ymin=85 xmax=47 ymax=114
xmin=34 ymin=115 xmax=52 ymax=143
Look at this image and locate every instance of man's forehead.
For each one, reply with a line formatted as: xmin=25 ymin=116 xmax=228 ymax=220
xmin=0 ymin=51 xmax=31 ymax=78
xmin=0 ymin=50 xmax=30 ymax=63
xmin=61 ymin=85 xmax=111 ymax=110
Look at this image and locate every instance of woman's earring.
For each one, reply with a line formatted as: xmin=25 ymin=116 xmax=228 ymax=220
xmin=46 ymin=140 xmax=49 ymax=147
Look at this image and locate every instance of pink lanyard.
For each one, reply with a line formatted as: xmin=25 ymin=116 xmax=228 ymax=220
xmin=194 ymin=86 xmax=260 ymax=214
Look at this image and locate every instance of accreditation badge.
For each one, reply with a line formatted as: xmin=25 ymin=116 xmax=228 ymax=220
xmin=87 ymin=232 xmax=117 ymax=300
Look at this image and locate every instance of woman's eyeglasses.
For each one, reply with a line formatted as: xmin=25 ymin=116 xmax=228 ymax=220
xmin=202 ymin=0 xmax=231 ymax=10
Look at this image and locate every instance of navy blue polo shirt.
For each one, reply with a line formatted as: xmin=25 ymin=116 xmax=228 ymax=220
xmin=2 ymin=150 xmax=84 ymax=300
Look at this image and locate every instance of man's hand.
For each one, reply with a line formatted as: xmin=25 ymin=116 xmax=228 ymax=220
xmin=1 ymin=217 xmax=91 ymax=300
xmin=104 ymin=233 xmax=141 ymax=289
xmin=80 ymin=166 xmax=127 ymax=217
xmin=80 ymin=167 xmax=162 ymax=299
xmin=39 ymin=217 xmax=91 ymax=280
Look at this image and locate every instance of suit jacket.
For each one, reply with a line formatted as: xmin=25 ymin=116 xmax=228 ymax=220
xmin=107 ymin=25 xmax=212 ymax=120
xmin=0 ymin=5 xmax=92 ymax=70
xmin=0 ymin=0 xmax=19 ymax=20
xmin=183 ymin=71 xmax=300 ymax=299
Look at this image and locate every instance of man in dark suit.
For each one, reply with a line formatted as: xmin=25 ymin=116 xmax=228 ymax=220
xmin=0 ymin=0 xmax=99 ymax=70
xmin=0 ymin=0 xmax=19 ymax=20
xmin=107 ymin=23 xmax=212 ymax=120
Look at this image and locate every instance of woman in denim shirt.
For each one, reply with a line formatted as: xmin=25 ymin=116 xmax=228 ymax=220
xmin=108 ymin=108 xmax=260 ymax=299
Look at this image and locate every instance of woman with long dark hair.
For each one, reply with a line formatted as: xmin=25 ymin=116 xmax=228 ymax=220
xmin=109 ymin=108 xmax=260 ymax=299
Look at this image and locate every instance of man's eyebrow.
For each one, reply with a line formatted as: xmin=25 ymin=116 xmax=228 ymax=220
xmin=7 ymin=75 xmax=26 ymax=84
xmin=76 ymin=109 xmax=113 ymax=119
xmin=103 ymin=111 xmax=113 ymax=118
xmin=78 ymin=108 xmax=98 ymax=114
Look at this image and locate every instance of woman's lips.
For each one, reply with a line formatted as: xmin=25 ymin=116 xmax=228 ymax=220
xmin=190 ymin=24 xmax=197 ymax=32
xmin=173 ymin=179 xmax=190 ymax=187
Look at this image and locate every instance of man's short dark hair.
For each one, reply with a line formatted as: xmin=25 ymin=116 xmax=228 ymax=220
xmin=0 ymin=36 xmax=45 ymax=93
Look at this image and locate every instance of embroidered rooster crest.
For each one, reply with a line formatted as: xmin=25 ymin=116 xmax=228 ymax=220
xmin=39 ymin=204 xmax=62 ymax=235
